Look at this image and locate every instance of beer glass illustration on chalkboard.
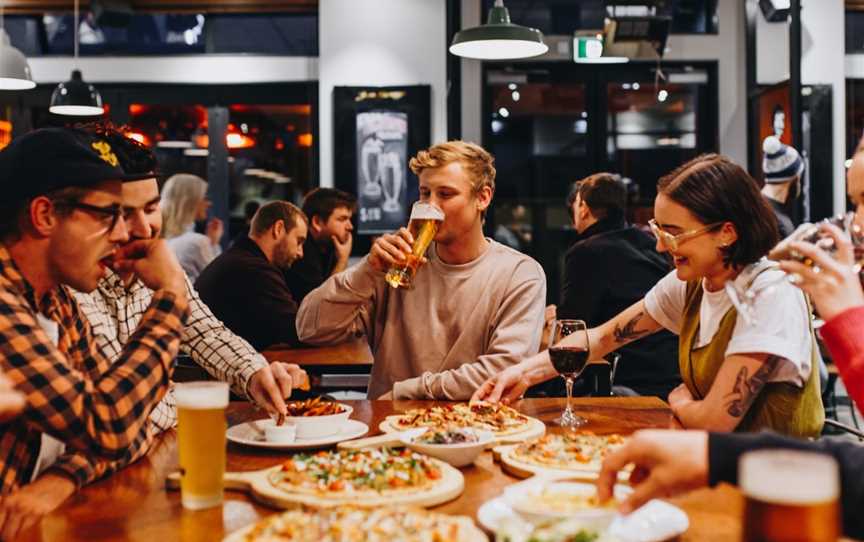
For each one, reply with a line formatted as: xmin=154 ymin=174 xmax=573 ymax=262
xmin=379 ymin=151 xmax=403 ymax=213
xmin=360 ymin=134 xmax=384 ymax=198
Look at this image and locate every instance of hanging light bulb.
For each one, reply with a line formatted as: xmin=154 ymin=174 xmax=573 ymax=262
xmin=0 ymin=2 xmax=35 ymax=90
xmin=49 ymin=0 xmax=103 ymax=116
xmin=449 ymin=0 xmax=547 ymax=60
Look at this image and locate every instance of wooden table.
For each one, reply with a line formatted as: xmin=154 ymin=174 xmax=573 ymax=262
xmin=261 ymin=340 xmax=373 ymax=370
xmin=28 ymin=398 xmax=746 ymax=542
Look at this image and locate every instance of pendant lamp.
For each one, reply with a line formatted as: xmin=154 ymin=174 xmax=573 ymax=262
xmin=449 ymin=0 xmax=548 ymax=60
xmin=0 ymin=2 xmax=35 ymax=90
xmin=49 ymin=0 xmax=103 ymax=116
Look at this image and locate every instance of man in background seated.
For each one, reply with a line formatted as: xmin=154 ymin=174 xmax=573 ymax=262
xmin=0 ymin=127 xmax=189 ymax=539
xmin=761 ymin=136 xmax=804 ymax=238
xmin=196 ymin=201 xmax=308 ymax=350
xmin=543 ymin=173 xmax=680 ymax=398
xmin=73 ymin=128 xmax=307 ymax=429
xmin=284 ymin=188 xmax=356 ymax=304
xmin=297 ymin=140 xmax=546 ymax=400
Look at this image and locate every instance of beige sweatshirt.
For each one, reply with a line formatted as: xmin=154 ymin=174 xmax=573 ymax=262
xmin=296 ymin=239 xmax=546 ymax=400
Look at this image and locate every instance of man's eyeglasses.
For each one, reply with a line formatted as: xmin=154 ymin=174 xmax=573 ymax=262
xmin=648 ymin=219 xmax=723 ymax=251
xmin=53 ymin=200 xmax=124 ymax=233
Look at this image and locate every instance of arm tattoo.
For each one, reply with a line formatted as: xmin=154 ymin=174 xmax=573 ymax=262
xmin=725 ymin=355 xmax=783 ymax=417
xmin=613 ymin=312 xmax=650 ymax=344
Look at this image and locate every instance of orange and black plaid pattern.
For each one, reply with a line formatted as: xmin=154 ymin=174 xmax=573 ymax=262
xmin=0 ymin=244 xmax=188 ymax=491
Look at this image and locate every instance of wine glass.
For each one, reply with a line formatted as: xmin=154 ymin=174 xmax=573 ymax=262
xmin=725 ymin=212 xmax=864 ymax=325
xmin=549 ymin=319 xmax=590 ymax=429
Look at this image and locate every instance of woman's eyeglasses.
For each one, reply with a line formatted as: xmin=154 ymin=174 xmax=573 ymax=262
xmin=648 ymin=219 xmax=723 ymax=251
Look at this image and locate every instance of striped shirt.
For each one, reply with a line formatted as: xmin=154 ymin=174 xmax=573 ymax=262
xmin=0 ymin=244 xmax=188 ymax=491
xmin=74 ymin=270 xmax=267 ymax=431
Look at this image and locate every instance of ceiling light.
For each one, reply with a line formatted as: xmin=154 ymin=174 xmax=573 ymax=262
xmin=49 ymin=0 xmax=104 ymax=116
xmin=449 ymin=0 xmax=548 ymax=60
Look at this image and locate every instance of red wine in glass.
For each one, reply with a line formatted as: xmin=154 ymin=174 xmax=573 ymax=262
xmin=550 ymin=320 xmax=590 ymax=429
xmin=550 ymin=346 xmax=590 ymax=377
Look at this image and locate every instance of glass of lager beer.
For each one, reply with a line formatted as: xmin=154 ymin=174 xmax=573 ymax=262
xmin=740 ymin=450 xmax=840 ymax=542
xmin=384 ymin=201 xmax=444 ymax=289
xmin=175 ymin=381 xmax=229 ymax=510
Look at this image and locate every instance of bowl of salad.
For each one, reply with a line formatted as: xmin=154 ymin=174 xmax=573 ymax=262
xmin=400 ymin=427 xmax=494 ymax=467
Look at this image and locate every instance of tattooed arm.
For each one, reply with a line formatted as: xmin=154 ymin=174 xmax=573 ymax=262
xmin=669 ymin=354 xmax=782 ymax=431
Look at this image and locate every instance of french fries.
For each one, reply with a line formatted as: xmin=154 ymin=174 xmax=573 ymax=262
xmin=285 ymin=396 xmax=345 ymax=417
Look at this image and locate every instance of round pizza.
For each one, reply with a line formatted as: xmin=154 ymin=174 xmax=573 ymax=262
xmin=268 ymin=447 xmax=445 ymax=497
xmin=228 ymin=506 xmax=485 ymax=542
xmin=508 ymin=432 xmax=627 ymax=473
xmin=387 ymin=402 xmax=532 ymax=436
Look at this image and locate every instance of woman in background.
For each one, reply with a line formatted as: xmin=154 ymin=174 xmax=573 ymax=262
xmin=161 ymin=173 xmax=224 ymax=281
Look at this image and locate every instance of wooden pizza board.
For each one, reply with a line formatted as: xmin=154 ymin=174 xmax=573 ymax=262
xmin=378 ymin=415 xmax=546 ymax=447
xmin=493 ymin=443 xmax=629 ymax=482
xmin=166 ymin=459 xmax=464 ymax=509
xmin=222 ymin=511 xmax=488 ymax=542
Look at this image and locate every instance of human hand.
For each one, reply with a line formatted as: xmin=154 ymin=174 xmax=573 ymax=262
xmin=667 ymin=383 xmax=694 ymax=408
xmin=471 ymin=363 xmax=533 ymax=404
xmin=0 ymin=472 xmax=76 ymax=541
xmin=368 ymin=228 xmax=420 ymax=273
xmin=0 ymin=374 xmax=24 ymax=424
xmin=378 ymin=390 xmax=394 ymax=400
xmin=248 ymin=362 xmax=309 ymax=420
xmin=596 ymin=429 xmax=709 ymax=514
xmin=778 ymin=223 xmax=864 ymax=321
xmin=333 ymin=232 xmax=353 ymax=265
xmin=206 ymin=217 xmax=224 ymax=246
xmin=111 ymin=239 xmax=187 ymax=300
xmin=539 ymin=304 xmax=557 ymax=351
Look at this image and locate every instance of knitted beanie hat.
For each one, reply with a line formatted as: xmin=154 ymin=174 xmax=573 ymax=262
xmin=762 ymin=135 xmax=804 ymax=184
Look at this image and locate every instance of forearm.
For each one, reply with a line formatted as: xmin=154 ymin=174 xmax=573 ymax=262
xmin=48 ymin=428 xmax=153 ymax=488
xmin=557 ymin=299 xmax=659 ymax=361
xmin=820 ymin=306 xmax=864 ymax=413
xmin=671 ymin=397 xmax=738 ymax=431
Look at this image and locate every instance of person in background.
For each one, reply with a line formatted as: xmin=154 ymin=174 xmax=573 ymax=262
xmin=196 ymin=201 xmax=308 ymax=350
xmin=0 ymin=127 xmax=189 ymax=539
xmin=297 ymin=141 xmax=546 ymax=400
xmin=73 ymin=128 xmax=307 ymax=430
xmin=161 ymin=173 xmax=223 ymax=281
xmin=475 ymin=154 xmax=824 ymax=438
xmin=761 ymin=135 xmax=804 ymax=238
xmin=284 ymin=188 xmax=356 ymax=304
xmin=549 ymin=173 xmax=680 ymax=398
xmin=230 ymin=200 xmax=261 ymax=247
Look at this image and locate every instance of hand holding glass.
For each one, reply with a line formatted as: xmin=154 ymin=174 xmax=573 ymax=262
xmin=384 ymin=202 xmax=444 ymax=289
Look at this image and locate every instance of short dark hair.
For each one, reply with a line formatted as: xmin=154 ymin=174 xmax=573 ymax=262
xmin=567 ymin=173 xmax=626 ymax=223
xmin=657 ymin=154 xmax=779 ymax=268
xmin=250 ymin=201 xmax=307 ymax=237
xmin=301 ymin=188 xmax=357 ymax=222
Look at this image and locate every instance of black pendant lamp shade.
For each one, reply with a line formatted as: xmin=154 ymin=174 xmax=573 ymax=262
xmin=49 ymin=69 xmax=104 ymax=116
xmin=449 ymin=0 xmax=548 ymax=60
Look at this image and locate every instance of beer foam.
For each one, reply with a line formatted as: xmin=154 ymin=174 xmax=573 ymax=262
xmin=409 ymin=202 xmax=444 ymax=221
xmin=739 ymin=450 xmax=839 ymax=504
xmin=174 ymin=382 xmax=229 ymax=410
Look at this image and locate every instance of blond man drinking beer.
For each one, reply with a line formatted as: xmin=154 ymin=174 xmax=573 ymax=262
xmin=297 ymin=141 xmax=546 ymax=399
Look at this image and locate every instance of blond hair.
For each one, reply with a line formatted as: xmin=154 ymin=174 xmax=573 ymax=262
xmin=409 ymin=140 xmax=496 ymax=194
xmin=161 ymin=173 xmax=208 ymax=239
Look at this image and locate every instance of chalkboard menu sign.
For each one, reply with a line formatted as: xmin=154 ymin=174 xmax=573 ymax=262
xmin=333 ymin=86 xmax=431 ymax=236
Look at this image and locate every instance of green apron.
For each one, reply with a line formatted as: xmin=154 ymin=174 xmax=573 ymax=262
xmin=679 ymin=280 xmax=824 ymax=438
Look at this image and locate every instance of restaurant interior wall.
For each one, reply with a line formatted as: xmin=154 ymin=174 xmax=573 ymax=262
xmin=318 ymin=0 xmax=447 ymax=188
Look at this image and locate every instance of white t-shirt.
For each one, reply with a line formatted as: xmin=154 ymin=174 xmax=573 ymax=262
xmin=644 ymin=261 xmax=812 ymax=387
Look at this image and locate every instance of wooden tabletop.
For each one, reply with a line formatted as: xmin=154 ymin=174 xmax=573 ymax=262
xmin=261 ymin=339 xmax=373 ymax=368
xmin=29 ymin=398 xmax=746 ymax=542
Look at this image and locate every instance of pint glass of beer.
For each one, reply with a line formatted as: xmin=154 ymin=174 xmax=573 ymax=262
xmin=384 ymin=201 xmax=444 ymax=289
xmin=175 ymin=381 xmax=229 ymax=510
xmin=740 ymin=450 xmax=840 ymax=542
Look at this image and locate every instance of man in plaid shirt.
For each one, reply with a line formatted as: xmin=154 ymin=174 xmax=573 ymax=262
xmin=0 ymin=127 xmax=191 ymax=540
xmin=74 ymin=127 xmax=308 ymax=433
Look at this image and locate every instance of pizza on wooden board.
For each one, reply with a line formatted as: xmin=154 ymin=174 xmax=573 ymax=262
xmin=232 ymin=506 xmax=484 ymax=542
xmin=390 ymin=402 xmax=532 ymax=436
xmin=267 ymin=447 xmax=445 ymax=497
xmin=509 ymin=432 xmax=627 ymax=471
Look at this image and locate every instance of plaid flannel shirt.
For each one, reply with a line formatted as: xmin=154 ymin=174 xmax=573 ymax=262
xmin=74 ymin=270 xmax=267 ymax=432
xmin=0 ymin=244 xmax=188 ymax=492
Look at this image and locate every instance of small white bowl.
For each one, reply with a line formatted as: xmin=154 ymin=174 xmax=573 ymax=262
xmin=400 ymin=427 xmax=494 ymax=467
xmin=503 ymin=478 xmax=631 ymax=528
xmin=284 ymin=404 xmax=353 ymax=440
xmin=263 ymin=422 xmax=297 ymax=444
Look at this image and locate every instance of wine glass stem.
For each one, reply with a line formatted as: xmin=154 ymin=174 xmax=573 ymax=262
xmin=564 ymin=376 xmax=574 ymax=417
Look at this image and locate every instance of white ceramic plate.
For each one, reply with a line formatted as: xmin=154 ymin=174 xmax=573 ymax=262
xmin=477 ymin=496 xmax=688 ymax=542
xmin=227 ymin=419 xmax=369 ymax=450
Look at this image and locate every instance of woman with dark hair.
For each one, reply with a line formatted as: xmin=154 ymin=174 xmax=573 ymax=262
xmin=474 ymin=154 xmax=824 ymax=437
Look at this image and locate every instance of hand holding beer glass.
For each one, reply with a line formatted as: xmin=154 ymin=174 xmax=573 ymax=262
xmin=175 ymin=381 xmax=229 ymax=510
xmin=382 ymin=202 xmax=444 ymax=289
